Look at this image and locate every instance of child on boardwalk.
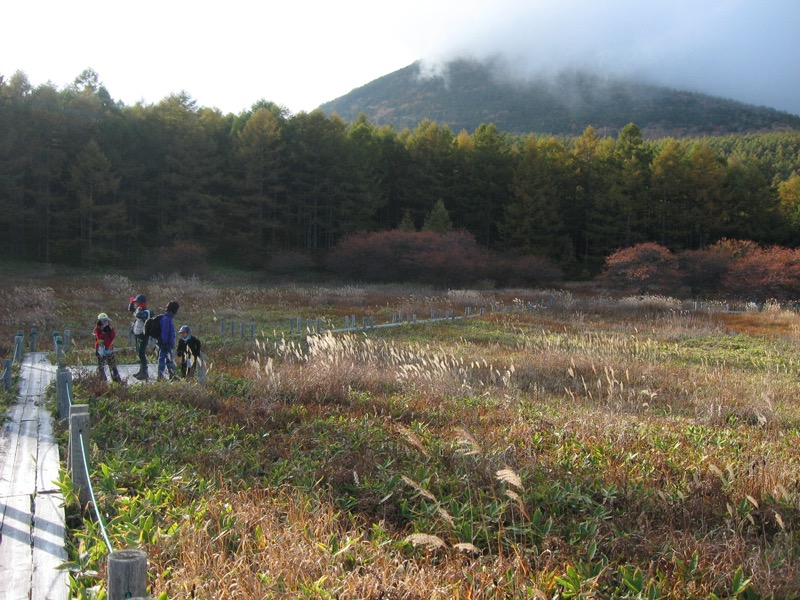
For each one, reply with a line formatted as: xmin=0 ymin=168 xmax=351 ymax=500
xmin=177 ymin=325 xmax=202 ymax=378
xmin=94 ymin=312 xmax=122 ymax=383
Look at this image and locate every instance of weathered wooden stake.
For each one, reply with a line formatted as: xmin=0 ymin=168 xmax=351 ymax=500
xmin=107 ymin=549 xmax=148 ymax=600
xmin=57 ymin=367 xmax=73 ymax=419
xmin=198 ymin=354 xmax=206 ymax=385
xmin=30 ymin=328 xmax=38 ymax=352
xmin=64 ymin=329 xmax=71 ymax=352
xmin=68 ymin=404 xmax=91 ymax=507
xmin=14 ymin=333 xmax=23 ymax=363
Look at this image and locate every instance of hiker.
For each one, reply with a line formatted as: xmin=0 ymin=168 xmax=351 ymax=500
xmin=157 ymin=300 xmax=179 ymax=381
xmin=128 ymin=293 xmax=151 ymax=380
xmin=94 ymin=312 xmax=122 ymax=383
xmin=176 ymin=325 xmax=202 ymax=378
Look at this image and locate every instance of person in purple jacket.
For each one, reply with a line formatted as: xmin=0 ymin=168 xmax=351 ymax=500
xmin=157 ymin=300 xmax=179 ymax=381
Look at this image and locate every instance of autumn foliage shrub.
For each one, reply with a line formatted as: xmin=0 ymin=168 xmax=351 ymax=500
xmin=266 ymin=251 xmax=316 ymax=276
xmin=722 ymin=246 xmax=800 ymax=300
xmin=678 ymin=247 xmax=734 ymax=296
xmin=489 ymin=252 xmax=562 ymax=287
xmin=146 ymin=240 xmax=209 ymax=278
xmin=326 ymin=230 xmax=488 ymax=286
xmin=600 ymin=242 xmax=681 ymax=294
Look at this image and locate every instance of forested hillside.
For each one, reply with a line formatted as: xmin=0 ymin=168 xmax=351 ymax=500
xmin=320 ymin=60 xmax=800 ymax=137
xmin=1 ymin=69 xmax=800 ymax=278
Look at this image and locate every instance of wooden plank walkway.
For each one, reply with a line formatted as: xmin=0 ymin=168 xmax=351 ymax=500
xmin=0 ymin=353 xmax=151 ymax=600
xmin=0 ymin=352 xmax=68 ymax=600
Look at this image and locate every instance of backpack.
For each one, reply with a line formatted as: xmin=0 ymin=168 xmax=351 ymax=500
xmin=144 ymin=312 xmax=163 ymax=340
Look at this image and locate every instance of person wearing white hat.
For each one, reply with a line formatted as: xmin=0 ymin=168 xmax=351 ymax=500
xmin=93 ymin=312 xmax=122 ymax=383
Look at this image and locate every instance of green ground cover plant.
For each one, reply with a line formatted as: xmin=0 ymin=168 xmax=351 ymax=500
xmin=3 ymin=267 xmax=799 ymax=598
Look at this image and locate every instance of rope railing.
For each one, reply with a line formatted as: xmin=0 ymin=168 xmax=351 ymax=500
xmin=1 ymin=359 xmax=11 ymax=391
xmin=64 ymin=374 xmax=150 ymax=598
xmin=78 ymin=430 xmax=114 ymax=553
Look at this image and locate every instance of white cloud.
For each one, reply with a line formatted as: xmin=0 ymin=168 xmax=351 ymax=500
xmin=1 ymin=0 xmax=797 ymax=115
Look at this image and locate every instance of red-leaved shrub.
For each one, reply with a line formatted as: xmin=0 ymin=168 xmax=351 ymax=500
xmin=326 ymin=230 xmax=488 ymax=286
xmin=490 ymin=253 xmax=563 ymax=287
xmin=721 ymin=246 xmax=800 ymax=300
xmin=146 ymin=241 xmax=208 ymax=278
xmin=678 ymin=248 xmax=734 ymax=296
xmin=266 ymin=251 xmax=316 ymax=276
xmin=600 ymin=243 xmax=680 ymax=294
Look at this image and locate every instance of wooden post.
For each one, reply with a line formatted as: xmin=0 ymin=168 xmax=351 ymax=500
xmin=107 ymin=549 xmax=148 ymax=600
xmin=56 ymin=336 xmax=64 ymax=365
xmin=68 ymin=404 xmax=91 ymax=507
xmin=250 ymin=322 xmax=256 ymax=338
xmin=30 ymin=328 xmax=38 ymax=352
xmin=64 ymin=329 xmax=71 ymax=352
xmin=57 ymin=367 xmax=71 ymax=418
xmin=197 ymin=353 xmax=206 ymax=385
xmin=14 ymin=333 xmax=23 ymax=362
xmin=219 ymin=321 xmax=225 ymax=337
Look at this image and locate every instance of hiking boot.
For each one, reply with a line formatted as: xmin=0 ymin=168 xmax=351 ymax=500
xmin=133 ymin=371 xmax=148 ymax=381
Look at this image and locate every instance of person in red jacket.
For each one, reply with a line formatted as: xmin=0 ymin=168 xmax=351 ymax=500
xmin=94 ymin=312 xmax=122 ymax=383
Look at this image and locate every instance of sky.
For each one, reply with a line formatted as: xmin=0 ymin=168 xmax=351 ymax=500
xmin=2 ymin=0 xmax=798 ymax=116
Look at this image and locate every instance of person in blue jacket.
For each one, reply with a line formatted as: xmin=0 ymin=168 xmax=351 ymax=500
xmin=157 ymin=300 xmax=179 ymax=381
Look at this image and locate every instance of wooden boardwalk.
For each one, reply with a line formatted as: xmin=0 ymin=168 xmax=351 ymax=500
xmin=0 ymin=352 xmax=68 ymax=600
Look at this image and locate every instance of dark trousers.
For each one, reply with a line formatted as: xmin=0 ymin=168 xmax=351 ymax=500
xmin=134 ymin=334 xmax=149 ymax=373
xmin=97 ymin=351 xmax=121 ymax=382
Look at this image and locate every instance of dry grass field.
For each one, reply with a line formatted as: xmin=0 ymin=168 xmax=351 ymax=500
xmin=2 ymin=265 xmax=799 ymax=599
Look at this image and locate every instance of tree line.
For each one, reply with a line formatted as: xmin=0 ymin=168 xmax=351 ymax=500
xmin=1 ymin=69 xmax=799 ymax=277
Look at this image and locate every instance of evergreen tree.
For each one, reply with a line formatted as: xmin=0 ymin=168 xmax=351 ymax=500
xmin=422 ymin=199 xmax=453 ymax=233
xmin=500 ymin=136 xmax=574 ymax=264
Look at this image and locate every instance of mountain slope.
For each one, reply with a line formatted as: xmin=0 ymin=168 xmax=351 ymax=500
xmin=320 ymin=59 xmax=800 ymax=136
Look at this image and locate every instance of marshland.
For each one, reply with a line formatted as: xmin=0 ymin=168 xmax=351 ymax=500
xmin=2 ymin=267 xmax=799 ymax=598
